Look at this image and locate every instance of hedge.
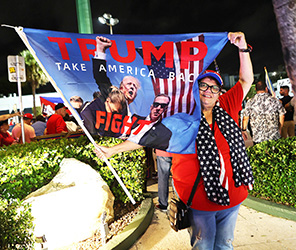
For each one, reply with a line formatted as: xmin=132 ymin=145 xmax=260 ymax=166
xmin=0 ymin=136 xmax=147 ymax=203
xmin=246 ymin=137 xmax=296 ymax=208
xmin=3 ymin=133 xmax=295 ymax=249
xmin=0 ymin=199 xmax=34 ymax=250
xmin=0 ymin=136 xmax=147 ymax=249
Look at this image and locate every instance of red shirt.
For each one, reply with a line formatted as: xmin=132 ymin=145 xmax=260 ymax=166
xmin=46 ymin=114 xmax=68 ymax=134
xmin=171 ymin=82 xmax=248 ymax=211
xmin=0 ymin=131 xmax=15 ymax=147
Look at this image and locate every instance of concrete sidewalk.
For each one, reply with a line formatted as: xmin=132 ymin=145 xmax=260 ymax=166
xmin=130 ymin=179 xmax=296 ymax=250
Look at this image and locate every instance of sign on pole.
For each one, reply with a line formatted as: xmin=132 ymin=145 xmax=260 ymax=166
xmin=7 ymin=55 xmax=26 ymax=82
xmin=7 ymin=55 xmax=26 ymax=144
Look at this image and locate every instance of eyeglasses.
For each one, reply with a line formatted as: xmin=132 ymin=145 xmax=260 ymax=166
xmin=199 ymin=82 xmax=221 ymax=94
xmin=152 ymin=102 xmax=169 ymax=108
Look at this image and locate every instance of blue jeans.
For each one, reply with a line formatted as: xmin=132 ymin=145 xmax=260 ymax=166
xmin=156 ymin=156 xmax=172 ymax=207
xmin=189 ymin=204 xmax=241 ymax=250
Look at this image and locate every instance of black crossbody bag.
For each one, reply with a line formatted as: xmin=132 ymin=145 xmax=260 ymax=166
xmin=168 ymin=111 xmax=215 ymax=232
xmin=168 ymin=170 xmax=201 ymax=232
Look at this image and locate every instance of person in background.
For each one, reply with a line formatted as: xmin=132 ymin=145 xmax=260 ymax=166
xmin=242 ymin=81 xmax=285 ymax=145
xmin=0 ymin=119 xmax=17 ymax=147
xmin=70 ymin=95 xmax=85 ymax=114
xmin=291 ymin=96 xmax=296 ymax=134
xmin=279 ymin=85 xmax=295 ymax=138
xmin=12 ymin=113 xmax=36 ymax=143
xmin=32 ymin=114 xmax=47 ymax=136
xmin=63 ymin=113 xmax=80 ymax=132
xmin=46 ymin=103 xmax=68 ymax=135
xmin=154 ymin=150 xmax=172 ymax=212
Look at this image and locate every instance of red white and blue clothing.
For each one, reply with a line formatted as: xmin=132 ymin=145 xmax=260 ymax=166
xmin=172 ymin=81 xmax=251 ymax=211
xmin=171 ymin=81 xmax=254 ymax=249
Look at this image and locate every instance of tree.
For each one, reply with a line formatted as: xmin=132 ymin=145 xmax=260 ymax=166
xmin=20 ymin=50 xmax=48 ymax=116
xmin=272 ymin=0 xmax=296 ymax=94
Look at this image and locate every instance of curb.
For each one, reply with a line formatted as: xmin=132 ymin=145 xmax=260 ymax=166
xmin=100 ymin=197 xmax=154 ymax=250
xmin=243 ymin=195 xmax=296 ymax=222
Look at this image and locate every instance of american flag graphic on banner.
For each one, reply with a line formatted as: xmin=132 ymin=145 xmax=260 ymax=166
xmin=137 ymin=35 xmax=205 ymax=118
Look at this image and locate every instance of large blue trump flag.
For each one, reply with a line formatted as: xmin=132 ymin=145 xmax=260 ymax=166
xmin=16 ymin=27 xmax=228 ymax=154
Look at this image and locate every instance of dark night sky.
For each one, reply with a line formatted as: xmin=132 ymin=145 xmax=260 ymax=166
xmin=0 ymin=0 xmax=285 ymax=86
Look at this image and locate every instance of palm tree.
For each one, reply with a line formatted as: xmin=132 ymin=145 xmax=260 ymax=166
xmin=272 ymin=0 xmax=296 ymax=94
xmin=20 ymin=50 xmax=49 ymax=116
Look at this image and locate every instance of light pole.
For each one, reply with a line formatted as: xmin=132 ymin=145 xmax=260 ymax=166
xmin=98 ymin=13 xmax=119 ymax=35
xmin=76 ymin=0 xmax=93 ymax=34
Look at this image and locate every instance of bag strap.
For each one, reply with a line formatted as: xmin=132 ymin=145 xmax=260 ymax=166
xmin=186 ymin=170 xmax=201 ymax=207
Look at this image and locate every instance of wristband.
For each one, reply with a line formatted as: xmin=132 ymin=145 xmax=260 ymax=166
xmin=241 ymin=128 xmax=247 ymax=131
xmin=239 ymin=44 xmax=253 ymax=53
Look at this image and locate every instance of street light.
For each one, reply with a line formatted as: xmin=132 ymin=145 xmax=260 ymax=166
xmin=98 ymin=13 xmax=119 ymax=35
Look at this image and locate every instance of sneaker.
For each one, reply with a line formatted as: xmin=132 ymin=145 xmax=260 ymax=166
xmin=155 ymin=204 xmax=167 ymax=212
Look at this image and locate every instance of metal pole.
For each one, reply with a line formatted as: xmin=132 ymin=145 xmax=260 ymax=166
xmin=16 ymin=55 xmax=25 ymax=144
xmin=214 ymin=59 xmax=220 ymax=74
xmin=109 ymin=25 xmax=113 ymax=35
xmin=75 ymin=0 xmax=93 ymax=34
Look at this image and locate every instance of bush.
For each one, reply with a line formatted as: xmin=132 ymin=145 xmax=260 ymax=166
xmin=0 ymin=136 xmax=147 ymax=249
xmin=246 ymin=137 xmax=296 ymax=208
xmin=94 ymin=137 xmax=148 ymax=202
xmin=0 ymin=199 xmax=35 ymax=250
xmin=0 ymin=136 xmax=147 ymax=203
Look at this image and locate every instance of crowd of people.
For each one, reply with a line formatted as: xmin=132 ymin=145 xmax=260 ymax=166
xmin=0 ymin=103 xmax=83 ymax=147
